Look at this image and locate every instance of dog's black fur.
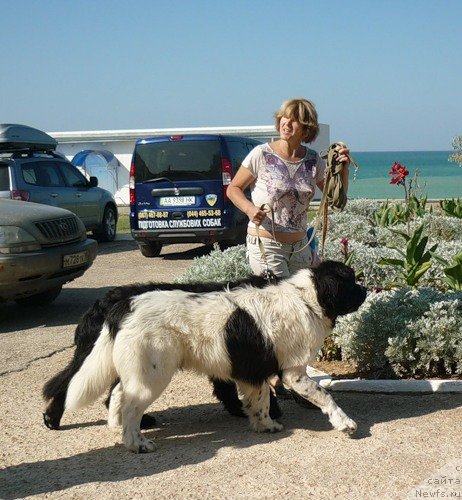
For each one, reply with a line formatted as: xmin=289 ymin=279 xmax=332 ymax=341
xmin=42 ymin=276 xmax=281 ymax=430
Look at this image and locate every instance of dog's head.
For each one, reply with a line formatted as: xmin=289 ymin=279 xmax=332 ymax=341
xmin=311 ymin=260 xmax=367 ymax=323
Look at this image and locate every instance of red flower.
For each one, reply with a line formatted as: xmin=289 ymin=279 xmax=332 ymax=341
xmin=340 ymin=237 xmax=349 ymax=258
xmin=389 ymin=162 xmax=409 ymax=186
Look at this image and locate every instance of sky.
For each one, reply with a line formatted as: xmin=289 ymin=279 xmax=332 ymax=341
xmin=1 ymin=0 xmax=461 ymax=152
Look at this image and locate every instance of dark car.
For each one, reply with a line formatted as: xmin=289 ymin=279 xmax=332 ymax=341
xmin=0 ymin=199 xmax=98 ymax=305
xmin=0 ymin=124 xmax=118 ymax=242
xmin=130 ymin=134 xmax=261 ymax=257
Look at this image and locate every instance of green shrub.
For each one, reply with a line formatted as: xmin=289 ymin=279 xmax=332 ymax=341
xmin=175 ymin=244 xmax=252 ymax=284
xmin=342 ymin=199 xmax=382 ymax=217
xmin=323 ymin=240 xmax=399 ymax=289
xmin=439 ymin=198 xmax=462 ymax=218
xmin=325 ymin=212 xmax=462 ymax=248
xmin=378 ymin=223 xmax=437 ymax=288
xmin=334 ymin=288 xmax=462 ymax=378
xmin=386 ymin=297 xmax=462 ymax=377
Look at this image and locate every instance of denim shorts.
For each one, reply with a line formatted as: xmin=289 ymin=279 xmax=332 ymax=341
xmin=246 ymin=234 xmax=319 ymax=279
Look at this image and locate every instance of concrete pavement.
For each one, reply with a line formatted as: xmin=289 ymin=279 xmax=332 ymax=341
xmin=1 ymin=238 xmax=461 ymax=499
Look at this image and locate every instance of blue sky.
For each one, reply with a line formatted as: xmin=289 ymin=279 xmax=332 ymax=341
xmin=1 ymin=0 xmax=461 ymax=151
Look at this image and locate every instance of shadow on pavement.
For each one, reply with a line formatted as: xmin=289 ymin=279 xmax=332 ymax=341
xmin=0 ymin=403 xmax=294 ymax=499
xmin=2 ymin=393 xmax=462 ymax=499
xmin=0 ymin=287 xmax=113 ymax=334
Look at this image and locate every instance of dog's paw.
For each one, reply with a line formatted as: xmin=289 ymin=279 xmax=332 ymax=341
xmin=124 ymin=432 xmax=157 ymax=453
xmin=251 ymin=419 xmax=284 ymax=433
xmin=137 ymin=439 xmax=156 ymax=453
xmin=43 ymin=412 xmax=60 ymax=430
xmin=127 ymin=438 xmax=156 ymax=453
xmin=330 ymin=409 xmax=357 ymax=435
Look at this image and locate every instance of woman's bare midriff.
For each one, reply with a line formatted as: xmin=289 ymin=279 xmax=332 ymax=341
xmin=247 ymin=227 xmax=306 ymax=243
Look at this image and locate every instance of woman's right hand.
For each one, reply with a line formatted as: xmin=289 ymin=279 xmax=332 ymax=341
xmin=246 ymin=205 xmax=267 ymax=226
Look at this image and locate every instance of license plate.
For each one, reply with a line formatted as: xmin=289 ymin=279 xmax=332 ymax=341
xmin=159 ymin=196 xmax=195 ymax=206
xmin=63 ymin=251 xmax=89 ymax=268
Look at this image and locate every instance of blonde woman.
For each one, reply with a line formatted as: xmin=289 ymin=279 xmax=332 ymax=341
xmin=227 ymin=97 xmax=351 ymax=278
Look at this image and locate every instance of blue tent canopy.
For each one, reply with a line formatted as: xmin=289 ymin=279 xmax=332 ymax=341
xmin=71 ymin=149 xmax=120 ymax=168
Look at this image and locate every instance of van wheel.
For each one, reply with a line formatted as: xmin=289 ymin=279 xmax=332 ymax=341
xmin=15 ymin=286 xmax=62 ymax=306
xmin=93 ymin=206 xmax=117 ymax=242
xmin=139 ymin=242 xmax=163 ymax=257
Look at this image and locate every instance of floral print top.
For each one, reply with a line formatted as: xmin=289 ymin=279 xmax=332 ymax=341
xmin=242 ymin=143 xmax=325 ymax=233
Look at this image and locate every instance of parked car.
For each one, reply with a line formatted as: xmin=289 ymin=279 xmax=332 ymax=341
xmin=130 ymin=134 xmax=261 ymax=257
xmin=0 ymin=199 xmax=98 ymax=305
xmin=0 ymin=124 xmax=118 ymax=242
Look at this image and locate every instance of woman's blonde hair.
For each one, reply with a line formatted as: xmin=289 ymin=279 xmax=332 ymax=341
xmin=274 ymin=98 xmax=319 ymax=143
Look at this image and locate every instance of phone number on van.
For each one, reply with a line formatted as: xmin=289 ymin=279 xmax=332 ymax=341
xmin=138 ymin=218 xmax=222 ymax=229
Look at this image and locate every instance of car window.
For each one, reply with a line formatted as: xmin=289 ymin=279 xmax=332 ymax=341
xmin=134 ymin=139 xmax=221 ymax=181
xmin=0 ymin=164 xmax=10 ymax=189
xmin=58 ymin=162 xmax=88 ymax=187
xmin=20 ymin=161 xmax=65 ymax=187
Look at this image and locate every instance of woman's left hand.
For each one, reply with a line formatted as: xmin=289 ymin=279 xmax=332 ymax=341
xmin=337 ymin=145 xmax=351 ymax=167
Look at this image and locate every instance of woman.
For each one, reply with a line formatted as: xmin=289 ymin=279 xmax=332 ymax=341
xmin=227 ymin=98 xmax=351 ymax=278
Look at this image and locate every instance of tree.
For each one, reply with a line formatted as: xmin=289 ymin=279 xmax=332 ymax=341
xmin=449 ymin=135 xmax=462 ymax=167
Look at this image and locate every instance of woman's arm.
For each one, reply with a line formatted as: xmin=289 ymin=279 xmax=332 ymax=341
xmin=227 ymin=167 xmax=268 ymax=226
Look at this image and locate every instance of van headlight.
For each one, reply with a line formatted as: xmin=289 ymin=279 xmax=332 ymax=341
xmin=0 ymin=226 xmax=41 ymax=253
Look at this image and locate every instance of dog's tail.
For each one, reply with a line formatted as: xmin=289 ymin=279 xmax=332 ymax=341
xmin=65 ymin=326 xmax=116 ymax=411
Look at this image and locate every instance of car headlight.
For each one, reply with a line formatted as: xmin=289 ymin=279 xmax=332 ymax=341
xmin=0 ymin=226 xmax=41 ymax=253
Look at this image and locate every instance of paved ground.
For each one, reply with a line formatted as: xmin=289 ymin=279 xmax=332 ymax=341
xmin=1 ymin=237 xmax=461 ymax=499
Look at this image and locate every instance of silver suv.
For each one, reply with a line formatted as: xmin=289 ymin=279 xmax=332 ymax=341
xmin=0 ymin=198 xmax=97 ymax=305
xmin=0 ymin=124 xmax=118 ymax=242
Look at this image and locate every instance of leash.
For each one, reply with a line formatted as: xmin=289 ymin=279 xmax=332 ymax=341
xmin=255 ymin=210 xmax=278 ymax=283
xmin=255 ymin=143 xmax=359 ymax=279
xmin=315 ymin=142 xmax=359 ymax=256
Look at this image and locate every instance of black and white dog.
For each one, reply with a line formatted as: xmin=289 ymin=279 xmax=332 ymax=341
xmin=44 ymin=261 xmax=367 ymax=453
xmin=43 ymin=276 xmax=277 ymax=430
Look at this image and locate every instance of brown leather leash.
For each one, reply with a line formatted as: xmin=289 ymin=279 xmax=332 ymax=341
xmin=317 ymin=142 xmax=359 ymax=255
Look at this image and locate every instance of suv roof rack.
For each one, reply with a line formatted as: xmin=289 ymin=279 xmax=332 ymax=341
xmin=6 ymin=149 xmax=64 ymax=159
xmin=0 ymin=124 xmax=58 ymax=152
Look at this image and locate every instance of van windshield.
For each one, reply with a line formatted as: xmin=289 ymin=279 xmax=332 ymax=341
xmin=134 ymin=139 xmax=222 ymax=182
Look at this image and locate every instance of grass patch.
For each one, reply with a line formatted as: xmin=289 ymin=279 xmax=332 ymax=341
xmin=117 ymin=213 xmax=130 ymax=233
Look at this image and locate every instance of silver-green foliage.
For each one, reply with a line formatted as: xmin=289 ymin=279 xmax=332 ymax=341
xmin=334 ymin=288 xmax=462 ymax=378
xmin=322 ymin=240 xmax=399 ymax=289
xmin=324 ymin=211 xmax=462 ymax=291
xmin=342 ymin=199 xmax=382 ymax=217
xmin=175 ymin=244 xmax=252 ymax=284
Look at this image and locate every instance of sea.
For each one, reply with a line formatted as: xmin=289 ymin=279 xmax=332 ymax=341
xmin=347 ymin=150 xmax=461 ymax=200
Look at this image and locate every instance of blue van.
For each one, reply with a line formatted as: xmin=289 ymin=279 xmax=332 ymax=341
xmin=130 ymin=134 xmax=261 ymax=257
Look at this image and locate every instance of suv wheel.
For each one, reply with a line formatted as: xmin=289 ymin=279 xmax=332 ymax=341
xmin=15 ymin=286 xmax=62 ymax=306
xmin=93 ymin=206 xmax=117 ymax=242
xmin=139 ymin=242 xmax=163 ymax=257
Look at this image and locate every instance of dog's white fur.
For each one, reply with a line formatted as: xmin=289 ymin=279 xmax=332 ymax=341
xmin=65 ymin=269 xmax=358 ymax=452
